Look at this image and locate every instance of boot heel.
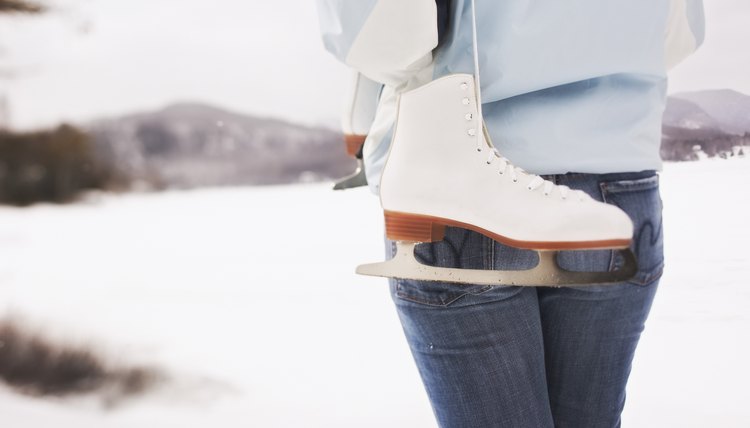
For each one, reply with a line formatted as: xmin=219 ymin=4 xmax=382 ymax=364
xmin=384 ymin=211 xmax=445 ymax=242
xmin=344 ymin=134 xmax=366 ymax=157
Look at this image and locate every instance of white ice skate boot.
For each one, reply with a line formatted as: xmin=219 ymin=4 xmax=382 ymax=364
xmin=356 ymin=74 xmax=637 ymax=286
xmin=333 ymin=71 xmax=381 ymax=190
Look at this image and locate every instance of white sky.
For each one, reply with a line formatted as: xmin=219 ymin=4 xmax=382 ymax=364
xmin=0 ymin=0 xmax=748 ymax=130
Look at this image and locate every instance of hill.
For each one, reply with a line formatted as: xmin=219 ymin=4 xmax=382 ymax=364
xmin=662 ymin=90 xmax=749 ymax=161
xmin=87 ymin=103 xmax=352 ymax=189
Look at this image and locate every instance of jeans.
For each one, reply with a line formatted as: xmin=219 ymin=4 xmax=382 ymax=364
xmin=388 ymin=170 xmax=663 ymax=428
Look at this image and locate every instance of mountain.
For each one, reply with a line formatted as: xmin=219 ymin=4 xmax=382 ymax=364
xmin=661 ymin=90 xmax=750 ymax=161
xmin=662 ymin=97 xmax=721 ymax=131
xmin=84 ymin=92 xmax=749 ymax=190
xmin=670 ymin=89 xmax=750 ymax=135
xmin=87 ymin=103 xmax=353 ymax=189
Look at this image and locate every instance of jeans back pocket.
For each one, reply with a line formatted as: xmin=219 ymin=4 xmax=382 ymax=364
xmin=599 ymin=173 xmax=664 ymax=286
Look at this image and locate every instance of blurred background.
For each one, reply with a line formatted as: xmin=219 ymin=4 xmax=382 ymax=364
xmin=0 ymin=1 xmax=748 ymax=427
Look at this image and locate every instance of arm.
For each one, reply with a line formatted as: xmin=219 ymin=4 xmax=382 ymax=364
xmin=665 ymin=0 xmax=705 ymax=69
xmin=315 ymin=0 xmax=439 ymax=88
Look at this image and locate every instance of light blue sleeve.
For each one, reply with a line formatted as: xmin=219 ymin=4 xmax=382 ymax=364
xmin=686 ymin=0 xmax=705 ymax=47
xmin=315 ymin=0 xmax=438 ymax=87
xmin=314 ymin=0 xmax=380 ymax=65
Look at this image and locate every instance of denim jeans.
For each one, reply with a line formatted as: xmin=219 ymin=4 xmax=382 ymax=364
xmin=388 ymin=170 xmax=663 ymax=428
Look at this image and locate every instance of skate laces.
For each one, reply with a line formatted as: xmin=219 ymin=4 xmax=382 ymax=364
xmin=469 ymin=0 xmax=582 ymax=202
xmin=480 ymin=141 xmax=577 ymax=200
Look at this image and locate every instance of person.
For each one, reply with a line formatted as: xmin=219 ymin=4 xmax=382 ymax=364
xmin=316 ymin=1 xmax=705 ymax=427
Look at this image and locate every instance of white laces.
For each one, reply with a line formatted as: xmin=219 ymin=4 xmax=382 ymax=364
xmin=469 ymin=0 xmax=582 ymax=202
xmin=478 ymin=140 xmax=577 ymax=200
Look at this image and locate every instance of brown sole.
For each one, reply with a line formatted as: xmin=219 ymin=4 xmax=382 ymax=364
xmin=384 ymin=210 xmax=631 ymax=251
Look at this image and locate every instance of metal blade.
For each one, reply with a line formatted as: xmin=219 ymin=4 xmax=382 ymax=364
xmin=356 ymin=242 xmax=637 ymax=287
xmin=333 ymin=160 xmax=367 ymax=190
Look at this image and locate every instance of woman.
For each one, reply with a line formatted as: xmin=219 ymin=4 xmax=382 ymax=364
xmin=317 ymin=1 xmax=704 ymax=426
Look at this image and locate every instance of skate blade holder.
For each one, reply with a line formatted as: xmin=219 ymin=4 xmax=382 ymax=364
xmin=356 ymin=242 xmax=637 ymax=287
xmin=333 ymin=159 xmax=367 ymax=190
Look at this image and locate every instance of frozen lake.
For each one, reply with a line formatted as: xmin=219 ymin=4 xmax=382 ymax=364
xmin=0 ymin=157 xmax=748 ymax=427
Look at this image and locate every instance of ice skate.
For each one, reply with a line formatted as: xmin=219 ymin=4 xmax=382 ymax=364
xmin=333 ymin=72 xmax=381 ymax=190
xmin=356 ymin=74 xmax=638 ymax=286
xmin=333 ymin=134 xmax=368 ymax=190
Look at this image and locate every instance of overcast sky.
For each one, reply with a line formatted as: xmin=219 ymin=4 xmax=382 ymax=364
xmin=0 ymin=0 xmax=748 ymax=130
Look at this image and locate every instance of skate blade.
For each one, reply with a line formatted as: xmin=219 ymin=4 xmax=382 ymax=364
xmin=333 ymin=160 xmax=367 ymax=190
xmin=356 ymin=242 xmax=637 ymax=287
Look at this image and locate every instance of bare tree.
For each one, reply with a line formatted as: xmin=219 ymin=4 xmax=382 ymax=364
xmin=0 ymin=0 xmax=45 ymax=14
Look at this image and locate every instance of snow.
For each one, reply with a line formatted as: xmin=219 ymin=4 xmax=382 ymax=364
xmin=0 ymin=157 xmax=748 ymax=427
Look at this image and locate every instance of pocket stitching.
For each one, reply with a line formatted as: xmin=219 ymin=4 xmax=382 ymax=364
xmin=599 ymin=173 xmax=664 ymax=287
xmin=599 ymin=174 xmax=659 ymax=195
xmin=395 ymin=281 xmax=494 ymax=307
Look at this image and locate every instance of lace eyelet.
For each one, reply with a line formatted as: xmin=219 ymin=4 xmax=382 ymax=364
xmin=462 ymin=98 xmax=471 ymax=105
xmin=543 ymin=192 xmax=550 ymax=196
xmin=477 ymin=148 xmax=482 ymax=152
xmin=460 ymin=82 xmax=469 ymax=90
xmin=512 ymin=179 xmax=518 ymax=183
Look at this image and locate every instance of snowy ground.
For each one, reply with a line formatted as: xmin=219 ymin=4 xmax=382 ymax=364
xmin=0 ymin=157 xmax=748 ymax=427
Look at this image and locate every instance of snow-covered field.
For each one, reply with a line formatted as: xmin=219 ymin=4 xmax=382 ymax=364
xmin=0 ymin=157 xmax=748 ymax=427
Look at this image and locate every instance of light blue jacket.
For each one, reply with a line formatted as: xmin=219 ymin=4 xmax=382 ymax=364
xmin=317 ymin=0 xmax=705 ymax=192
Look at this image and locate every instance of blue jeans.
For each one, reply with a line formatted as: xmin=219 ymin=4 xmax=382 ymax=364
xmin=388 ymin=170 xmax=663 ymax=428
